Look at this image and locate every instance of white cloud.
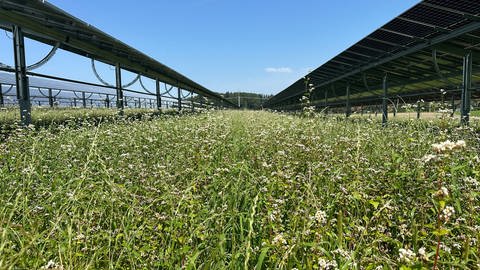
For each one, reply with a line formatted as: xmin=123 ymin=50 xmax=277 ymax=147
xmin=265 ymin=67 xmax=293 ymax=73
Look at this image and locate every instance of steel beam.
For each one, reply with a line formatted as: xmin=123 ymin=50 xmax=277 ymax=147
xmin=461 ymin=51 xmax=472 ymax=125
xmin=115 ymin=63 xmax=124 ymax=115
xmin=382 ymin=73 xmax=388 ymax=127
xmin=13 ymin=25 xmax=31 ymax=126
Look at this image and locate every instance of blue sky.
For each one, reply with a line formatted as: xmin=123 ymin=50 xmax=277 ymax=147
xmin=1 ymin=0 xmax=419 ymax=95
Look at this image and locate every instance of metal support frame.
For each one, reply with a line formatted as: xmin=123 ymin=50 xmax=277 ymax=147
xmin=13 ymin=25 xmax=31 ymax=126
xmin=73 ymin=98 xmax=77 ymax=107
xmin=324 ymin=89 xmax=328 ymax=114
xmin=345 ymin=84 xmax=351 ymax=117
xmin=417 ymin=100 xmax=421 ymax=119
xmin=461 ymin=51 xmax=472 ymax=125
xmin=48 ymin=88 xmax=53 ymax=107
xmin=177 ymin=86 xmax=182 ymax=112
xmin=106 ymin=94 xmax=110 ymax=108
xmin=155 ymin=79 xmax=161 ymax=111
xmin=191 ymin=91 xmax=195 ymax=112
xmin=115 ymin=63 xmax=124 ymax=115
xmin=382 ymin=73 xmax=388 ymax=127
xmin=451 ymin=94 xmax=455 ymax=117
xmin=82 ymin=91 xmax=87 ymax=108
xmin=0 ymin=84 xmax=3 ymax=107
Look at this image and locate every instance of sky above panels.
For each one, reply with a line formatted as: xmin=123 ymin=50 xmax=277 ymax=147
xmin=0 ymin=0 xmax=419 ymax=94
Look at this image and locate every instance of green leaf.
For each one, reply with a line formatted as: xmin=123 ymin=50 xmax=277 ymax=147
xmin=369 ymin=200 xmax=380 ymax=209
xmin=255 ymin=247 xmax=269 ymax=270
xmin=433 ymin=228 xmax=450 ymax=236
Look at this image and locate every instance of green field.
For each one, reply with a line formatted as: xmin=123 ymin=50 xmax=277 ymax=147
xmin=0 ymin=110 xmax=479 ymax=269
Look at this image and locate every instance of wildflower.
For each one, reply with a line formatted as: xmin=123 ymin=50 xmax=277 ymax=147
xmin=431 ymin=140 xmax=466 ymax=153
xmin=441 ymin=206 xmax=455 ymax=222
xmin=41 ymin=260 xmax=63 ymax=269
xmin=421 ymin=154 xmax=437 ymax=163
xmin=311 ymin=210 xmax=327 ymax=225
xmin=418 ymin=247 xmax=427 ymax=260
xmin=434 ymin=187 xmax=449 ymax=198
xmin=272 ymin=233 xmax=287 ymax=246
xmin=398 ymin=248 xmax=416 ymax=263
xmin=318 ymin=258 xmax=338 ymax=270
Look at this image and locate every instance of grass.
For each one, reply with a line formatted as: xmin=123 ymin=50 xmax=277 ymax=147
xmin=0 ymin=110 xmax=479 ymax=269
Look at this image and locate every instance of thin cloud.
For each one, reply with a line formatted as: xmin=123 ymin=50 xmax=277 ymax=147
xmin=265 ymin=67 xmax=293 ymax=73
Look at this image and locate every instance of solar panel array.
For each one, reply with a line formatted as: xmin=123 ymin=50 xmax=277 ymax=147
xmin=266 ymin=0 xmax=480 ymax=108
xmin=0 ymin=0 xmax=235 ymax=106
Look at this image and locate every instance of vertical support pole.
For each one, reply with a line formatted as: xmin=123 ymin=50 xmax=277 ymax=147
xmin=191 ymin=91 xmax=195 ymax=112
xmin=106 ymin=94 xmax=110 ymax=108
xmin=393 ymin=98 xmax=398 ymax=117
xmin=345 ymin=84 xmax=351 ymax=117
xmin=200 ymin=96 xmax=204 ymax=108
xmin=450 ymin=94 xmax=455 ymax=117
xmin=115 ymin=63 xmax=124 ymax=115
xmin=138 ymin=97 xmax=141 ymax=109
xmin=417 ymin=101 xmax=421 ymax=119
xmin=48 ymin=89 xmax=54 ymax=107
xmin=149 ymin=99 xmax=152 ymax=109
xmin=382 ymin=73 xmax=388 ymax=127
xmin=155 ymin=79 xmax=161 ymax=111
xmin=90 ymin=99 xmax=93 ymax=108
xmin=13 ymin=25 xmax=31 ymax=126
xmin=82 ymin=91 xmax=87 ymax=108
xmin=177 ymin=86 xmax=182 ymax=112
xmin=461 ymin=51 xmax=472 ymax=125
xmin=0 ymin=84 xmax=3 ymax=107
xmin=73 ymin=98 xmax=77 ymax=107
xmin=324 ymin=89 xmax=328 ymax=115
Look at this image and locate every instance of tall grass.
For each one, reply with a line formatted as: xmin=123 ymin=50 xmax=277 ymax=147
xmin=0 ymin=110 xmax=479 ymax=269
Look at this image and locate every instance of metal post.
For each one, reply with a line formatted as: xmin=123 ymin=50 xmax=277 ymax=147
xmin=451 ymin=94 xmax=455 ymax=117
xmin=138 ymin=97 xmax=141 ymax=108
xmin=177 ymin=87 xmax=182 ymax=112
xmin=324 ymin=89 xmax=328 ymax=115
xmin=115 ymin=63 xmax=124 ymax=115
xmin=155 ymin=79 xmax=161 ymax=111
xmin=461 ymin=51 xmax=472 ymax=125
xmin=81 ymin=91 xmax=86 ymax=108
xmin=90 ymin=99 xmax=93 ymax=108
xmin=345 ymin=84 xmax=351 ymax=117
xmin=106 ymin=94 xmax=110 ymax=108
xmin=417 ymin=101 xmax=421 ymax=119
xmin=73 ymin=98 xmax=77 ymax=107
xmin=393 ymin=98 xmax=398 ymax=117
xmin=382 ymin=73 xmax=388 ymax=127
xmin=47 ymin=88 xmax=53 ymax=107
xmin=0 ymin=84 xmax=3 ymax=107
xmin=13 ymin=25 xmax=31 ymax=126
xmin=191 ymin=91 xmax=195 ymax=112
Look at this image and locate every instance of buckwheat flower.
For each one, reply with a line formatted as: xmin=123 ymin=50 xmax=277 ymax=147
xmin=441 ymin=206 xmax=455 ymax=222
xmin=417 ymin=247 xmax=427 ymax=260
xmin=434 ymin=187 xmax=449 ymax=198
xmin=421 ymin=154 xmax=437 ymax=163
xmin=272 ymin=233 xmax=287 ymax=246
xmin=312 ymin=210 xmax=327 ymax=225
xmin=398 ymin=248 xmax=416 ymax=263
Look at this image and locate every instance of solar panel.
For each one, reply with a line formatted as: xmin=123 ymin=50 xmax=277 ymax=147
xmin=266 ymin=0 xmax=480 ymax=108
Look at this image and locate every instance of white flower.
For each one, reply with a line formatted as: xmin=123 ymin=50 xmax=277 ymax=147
xmin=272 ymin=233 xmax=287 ymax=246
xmin=432 ymin=140 xmax=466 ymax=153
xmin=398 ymin=248 xmax=416 ymax=263
xmin=441 ymin=206 xmax=455 ymax=222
